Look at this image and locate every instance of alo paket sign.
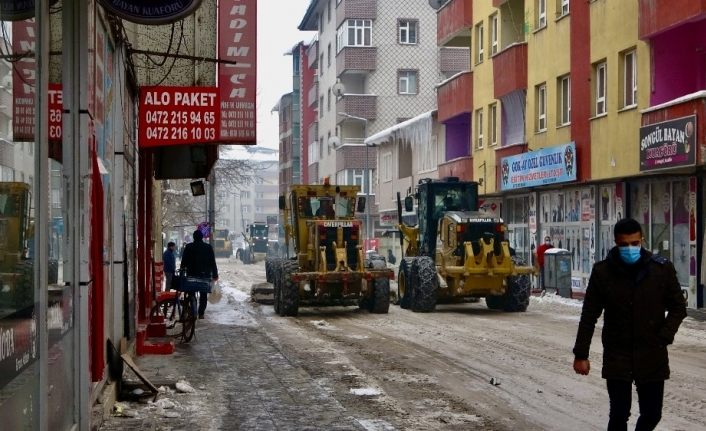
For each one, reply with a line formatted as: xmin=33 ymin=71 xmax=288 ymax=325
xmin=96 ymin=0 xmax=202 ymax=25
xmin=138 ymin=86 xmax=220 ymax=148
xmin=500 ymin=142 xmax=577 ymax=191
xmin=639 ymin=115 xmax=696 ymax=172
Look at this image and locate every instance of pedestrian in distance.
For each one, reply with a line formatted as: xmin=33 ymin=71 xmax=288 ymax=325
xmin=180 ymin=230 xmax=219 ymax=319
xmin=162 ymin=241 xmax=177 ymax=291
xmin=534 ymin=235 xmax=553 ymax=292
xmin=572 ymin=218 xmax=686 ymax=431
xmin=386 ymin=249 xmax=396 ymax=265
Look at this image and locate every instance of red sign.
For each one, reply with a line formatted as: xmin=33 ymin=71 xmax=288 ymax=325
xmin=218 ymin=0 xmax=257 ymax=143
xmin=138 ymin=86 xmax=221 ymax=148
xmin=48 ymin=84 xmax=63 ymax=142
xmin=12 ymin=20 xmax=36 ymax=142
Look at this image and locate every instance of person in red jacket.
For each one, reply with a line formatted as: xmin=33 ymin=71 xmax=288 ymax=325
xmin=534 ymin=235 xmax=553 ymax=291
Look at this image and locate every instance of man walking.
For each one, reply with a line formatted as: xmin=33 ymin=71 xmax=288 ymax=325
xmin=572 ymin=218 xmax=686 ymax=430
xmin=162 ymin=241 xmax=177 ymax=291
xmin=534 ymin=235 xmax=553 ymax=291
xmin=180 ymin=230 xmax=219 ymax=319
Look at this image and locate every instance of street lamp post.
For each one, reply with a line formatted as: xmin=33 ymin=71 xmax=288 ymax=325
xmin=336 ymin=112 xmax=371 ymax=245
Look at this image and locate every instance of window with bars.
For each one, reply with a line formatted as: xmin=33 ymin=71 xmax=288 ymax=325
xmin=595 ymin=61 xmax=607 ymax=115
xmin=398 ymin=20 xmax=418 ymax=45
xmin=622 ymin=50 xmax=637 ymax=108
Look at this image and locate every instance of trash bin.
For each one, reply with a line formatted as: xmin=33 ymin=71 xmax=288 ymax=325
xmin=544 ymin=248 xmax=572 ymax=298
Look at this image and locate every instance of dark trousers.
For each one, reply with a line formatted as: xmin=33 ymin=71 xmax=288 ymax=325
xmin=607 ymin=379 xmax=664 ymax=431
xmin=198 ymin=292 xmax=208 ymax=316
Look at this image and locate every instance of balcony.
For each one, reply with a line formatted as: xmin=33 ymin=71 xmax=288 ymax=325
xmin=336 ymin=94 xmax=377 ymax=122
xmin=308 ymin=80 xmax=319 ymax=107
xmin=641 ymin=91 xmax=706 ymax=166
xmin=639 ymin=0 xmax=706 ymax=39
xmin=439 ymin=47 xmax=470 ymax=75
xmin=336 ymin=46 xmax=377 ymax=76
xmin=437 ymin=0 xmax=472 ymax=47
xmin=336 ymin=0 xmax=377 ymax=28
xmin=438 ymin=157 xmax=473 ymax=181
xmin=437 ymin=71 xmax=473 ymax=123
xmin=307 ymin=40 xmax=318 ymax=69
xmin=493 ymin=42 xmax=528 ymax=99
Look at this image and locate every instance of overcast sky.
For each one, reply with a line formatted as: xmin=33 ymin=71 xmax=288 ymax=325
xmin=255 ymin=0 xmax=314 ymax=152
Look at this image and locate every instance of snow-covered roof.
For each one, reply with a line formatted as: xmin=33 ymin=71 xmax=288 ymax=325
xmin=364 ymin=110 xmax=436 ymax=148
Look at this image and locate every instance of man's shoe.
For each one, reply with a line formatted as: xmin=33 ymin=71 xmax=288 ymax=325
xmin=198 ymin=314 xmax=204 ymax=319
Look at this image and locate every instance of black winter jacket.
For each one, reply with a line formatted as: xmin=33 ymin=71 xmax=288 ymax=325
xmin=573 ymin=247 xmax=686 ymax=382
xmin=180 ymin=239 xmax=219 ymax=279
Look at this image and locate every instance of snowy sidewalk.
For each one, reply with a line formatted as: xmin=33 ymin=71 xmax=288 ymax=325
xmin=98 ymin=295 xmax=367 ymax=430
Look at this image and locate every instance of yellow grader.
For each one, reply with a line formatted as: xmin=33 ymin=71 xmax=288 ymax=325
xmin=265 ymin=182 xmax=394 ymax=316
xmin=396 ymin=177 xmax=534 ymax=312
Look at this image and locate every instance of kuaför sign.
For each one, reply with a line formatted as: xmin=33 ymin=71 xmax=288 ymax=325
xmin=96 ymin=0 xmax=202 ymax=25
xmin=139 ymin=86 xmax=221 ymax=148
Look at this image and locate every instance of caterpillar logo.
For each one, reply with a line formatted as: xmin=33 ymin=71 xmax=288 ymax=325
xmin=322 ymin=221 xmax=354 ymax=228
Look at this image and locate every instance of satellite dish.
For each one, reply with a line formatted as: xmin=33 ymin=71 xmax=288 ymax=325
xmin=332 ymin=82 xmax=345 ymax=97
xmin=328 ymin=136 xmax=341 ymax=148
xmin=428 ymin=0 xmax=446 ymax=9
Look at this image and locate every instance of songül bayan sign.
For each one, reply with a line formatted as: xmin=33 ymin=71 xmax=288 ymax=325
xmin=96 ymin=0 xmax=202 ymax=25
xmin=500 ymin=142 xmax=577 ymax=191
xmin=639 ymin=115 xmax=696 ymax=172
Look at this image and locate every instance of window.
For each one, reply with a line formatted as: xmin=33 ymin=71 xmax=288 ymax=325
xmin=398 ymin=20 xmax=418 ymax=44
xmin=327 ymin=131 xmax=332 ymax=155
xmin=595 ymin=61 xmax=607 ymax=115
xmin=327 ymin=0 xmax=331 ymax=22
xmin=336 ymin=19 xmax=372 ymax=52
xmin=490 ymin=14 xmax=499 ymax=55
xmin=327 ymin=88 xmax=331 ymax=111
xmin=382 ymin=152 xmax=393 ymax=181
xmin=475 ymin=108 xmax=484 ymax=149
xmin=537 ymin=0 xmax=547 ymax=28
xmin=319 ymin=138 xmax=324 ymax=159
xmin=319 ymin=96 xmax=324 ymax=117
xmin=241 ymin=191 xmax=250 ymax=199
xmin=536 ymin=83 xmax=547 ymax=132
xmin=309 ymin=141 xmax=318 ymax=164
xmin=398 ymin=70 xmax=418 ymax=94
xmin=622 ymin=49 xmax=637 ymax=108
xmin=559 ymin=0 xmax=569 ymax=16
xmin=489 ymin=103 xmax=498 ymax=146
xmin=242 ymin=205 xmax=251 ymax=213
xmin=558 ymin=74 xmax=571 ymax=126
xmin=256 ymin=192 xmax=265 ymax=199
xmin=327 ymin=43 xmax=331 ymax=67
xmin=319 ymin=53 xmax=324 ymax=75
xmin=476 ymin=22 xmax=484 ymax=63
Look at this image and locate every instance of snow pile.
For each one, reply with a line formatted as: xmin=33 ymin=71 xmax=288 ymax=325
xmin=350 ymin=387 xmax=382 ymax=396
xmin=175 ymin=379 xmax=196 ymax=393
xmin=530 ymin=293 xmax=584 ymax=309
xmin=311 ymin=320 xmax=339 ymax=331
xmin=204 ymin=278 xmax=258 ymax=327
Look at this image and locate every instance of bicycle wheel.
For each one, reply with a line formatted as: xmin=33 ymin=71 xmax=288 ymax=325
xmin=181 ymin=294 xmax=196 ymax=342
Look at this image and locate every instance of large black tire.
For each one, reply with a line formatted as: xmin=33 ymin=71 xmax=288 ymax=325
xmin=371 ymin=278 xmax=390 ymax=314
xmin=410 ymin=257 xmax=438 ymax=312
xmin=273 ymin=260 xmax=282 ymax=315
xmin=181 ymin=295 xmax=196 ymax=343
xmin=279 ymin=260 xmax=300 ymax=316
xmin=265 ymin=258 xmax=277 ymax=283
xmin=504 ymin=256 xmax=531 ymax=312
xmin=397 ymin=257 xmax=415 ymax=309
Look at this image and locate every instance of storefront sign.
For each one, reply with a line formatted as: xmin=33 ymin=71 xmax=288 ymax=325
xmin=379 ymin=212 xmax=398 ymax=227
xmin=0 ymin=0 xmax=58 ymax=21
xmin=48 ymin=84 xmax=62 ymax=142
xmin=138 ymin=86 xmax=220 ymax=148
xmin=218 ymin=0 xmax=257 ymax=143
xmin=500 ymin=142 xmax=577 ymax=190
xmin=96 ymin=0 xmax=202 ymax=25
xmin=0 ymin=310 xmax=38 ymax=390
xmin=12 ymin=19 xmax=35 ymax=142
xmin=639 ymin=115 xmax=696 ymax=172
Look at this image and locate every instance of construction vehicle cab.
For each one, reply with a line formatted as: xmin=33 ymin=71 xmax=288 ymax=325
xmin=239 ymin=222 xmax=269 ymax=264
xmin=0 ymin=182 xmax=34 ymax=317
xmin=265 ymin=182 xmax=393 ymax=316
xmin=397 ymin=177 xmax=533 ymax=313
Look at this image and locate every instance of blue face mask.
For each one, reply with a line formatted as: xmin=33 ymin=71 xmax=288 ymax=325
xmin=619 ymin=246 xmax=641 ymax=264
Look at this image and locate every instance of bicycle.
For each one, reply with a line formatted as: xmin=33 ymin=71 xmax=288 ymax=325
xmin=150 ymin=271 xmax=211 ymax=343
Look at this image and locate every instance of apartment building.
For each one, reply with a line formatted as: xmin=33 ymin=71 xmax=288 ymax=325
xmin=297 ymin=0 xmax=448 ymax=242
xmin=436 ymin=0 xmax=704 ymax=309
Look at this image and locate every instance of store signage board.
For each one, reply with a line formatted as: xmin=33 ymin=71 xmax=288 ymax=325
xmin=500 ymin=142 xmax=577 ymax=191
xmin=138 ymin=86 xmax=220 ymax=148
xmin=639 ymin=115 xmax=696 ymax=172
xmin=218 ymin=0 xmax=257 ymax=143
xmin=95 ymin=0 xmax=202 ymax=25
